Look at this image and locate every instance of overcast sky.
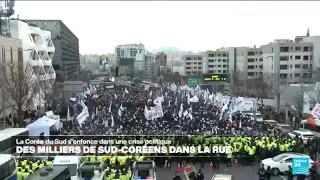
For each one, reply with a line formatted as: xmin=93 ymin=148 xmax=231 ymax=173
xmin=14 ymin=1 xmax=320 ymax=54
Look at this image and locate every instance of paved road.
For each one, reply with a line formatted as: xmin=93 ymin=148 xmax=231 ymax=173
xmin=157 ymin=162 xmax=305 ymax=180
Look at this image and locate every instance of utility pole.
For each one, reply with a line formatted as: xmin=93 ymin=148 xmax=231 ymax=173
xmin=274 ymin=44 xmax=281 ymax=121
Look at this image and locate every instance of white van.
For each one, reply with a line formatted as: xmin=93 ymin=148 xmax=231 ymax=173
xmin=53 ymin=156 xmax=81 ymax=180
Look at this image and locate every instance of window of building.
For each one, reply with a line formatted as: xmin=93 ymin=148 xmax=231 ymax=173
xmin=218 ymin=59 xmax=221 ymax=62
xmin=208 ymin=54 xmax=214 ymax=57
xmin=294 ymin=73 xmax=300 ymax=77
xmin=218 ymin=65 xmax=221 ymax=67
xmin=208 ymin=65 xmax=214 ymax=68
xmin=295 ymin=64 xmax=300 ymax=68
xmin=223 ymin=59 xmax=226 ymax=62
xmin=259 ymin=65 xmax=263 ymax=69
xmin=280 ymin=65 xmax=288 ymax=70
xmin=303 ymin=73 xmax=309 ymax=78
xmin=310 ymin=47 xmax=313 ymax=52
xmin=186 ymin=62 xmax=191 ymax=65
xmin=295 ymin=47 xmax=301 ymax=51
xmin=186 ymin=57 xmax=191 ymax=60
xmin=310 ymin=55 xmax=313 ymax=60
xmin=302 ymin=64 xmax=309 ymax=69
xmin=198 ymin=62 xmax=202 ymax=64
xmin=248 ymin=58 xmax=255 ymax=62
xmin=259 ymin=58 xmax=263 ymax=62
xmin=223 ymin=53 xmax=227 ymax=57
xmin=198 ymin=57 xmax=202 ymax=60
xmin=209 ymin=59 xmax=214 ymax=63
xmin=209 ymin=70 xmax=214 ymax=73
xmin=280 ymin=56 xmax=289 ymax=61
xmin=248 ymin=72 xmax=254 ymax=76
xmin=248 ymin=52 xmax=255 ymax=56
xmin=295 ymin=56 xmax=301 ymax=60
xmin=248 ymin=65 xmax=254 ymax=69
xmin=186 ymin=67 xmax=191 ymax=69
xmin=303 ymin=47 xmax=309 ymax=52
xmin=223 ymin=70 xmax=226 ymax=73
xmin=280 ymin=47 xmax=289 ymax=52
xmin=223 ymin=65 xmax=226 ymax=68
xmin=280 ymin=74 xmax=287 ymax=78
xmin=303 ymin=56 xmax=309 ymax=60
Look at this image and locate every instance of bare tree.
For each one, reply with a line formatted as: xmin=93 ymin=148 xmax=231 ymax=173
xmin=264 ymin=72 xmax=289 ymax=120
xmin=230 ymin=70 xmax=243 ymax=96
xmin=251 ymin=74 xmax=270 ymax=104
xmin=0 ymin=62 xmax=37 ymax=126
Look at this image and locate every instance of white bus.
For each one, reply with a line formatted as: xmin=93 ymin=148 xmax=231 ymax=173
xmin=0 ymin=154 xmax=17 ymax=180
xmin=0 ymin=128 xmax=29 ymax=154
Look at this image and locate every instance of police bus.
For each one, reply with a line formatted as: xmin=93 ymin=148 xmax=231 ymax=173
xmin=0 ymin=128 xmax=29 ymax=154
xmin=0 ymin=154 xmax=17 ymax=180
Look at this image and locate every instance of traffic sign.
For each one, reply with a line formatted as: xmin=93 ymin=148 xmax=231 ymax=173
xmin=203 ymin=74 xmax=228 ymax=82
xmin=187 ymin=78 xmax=199 ymax=85
xmin=292 ymin=157 xmax=309 ymax=175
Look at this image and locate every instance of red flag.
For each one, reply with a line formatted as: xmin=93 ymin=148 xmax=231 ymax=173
xmin=307 ymin=116 xmax=316 ymax=128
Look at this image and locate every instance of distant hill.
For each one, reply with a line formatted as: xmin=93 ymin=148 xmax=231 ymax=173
xmin=151 ymin=47 xmax=181 ymax=53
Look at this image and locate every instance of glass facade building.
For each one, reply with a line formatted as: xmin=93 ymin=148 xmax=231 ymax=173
xmin=22 ymin=20 xmax=80 ymax=82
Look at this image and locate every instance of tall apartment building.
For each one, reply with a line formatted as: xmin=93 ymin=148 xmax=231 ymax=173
xmin=182 ymin=54 xmax=203 ymax=76
xmin=115 ymin=44 xmax=145 ymax=59
xmin=204 ymin=49 xmax=230 ymax=74
xmin=236 ymin=46 xmax=263 ymax=79
xmin=21 ymin=20 xmax=80 ymax=82
xmin=261 ymin=39 xmax=314 ymax=84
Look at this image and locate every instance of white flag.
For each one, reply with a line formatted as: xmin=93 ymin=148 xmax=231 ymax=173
xmin=109 ymin=101 xmax=112 ymax=113
xmin=67 ymin=106 xmax=72 ymax=121
xmin=125 ymin=87 xmax=129 ymax=94
xmin=111 ymin=115 xmax=114 ymax=127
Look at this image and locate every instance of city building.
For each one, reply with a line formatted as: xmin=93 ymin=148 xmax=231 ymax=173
xmin=171 ymin=61 xmax=185 ymax=75
xmin=182 ymin=54 xmax=203 ymax=76
xmin=135 ymin=52 xmax=155 ymax=77
xmin=9 ymin=19 xmax=56 ymax=108
xmin=204 ymin=49 xmax=230 ymax=75
xmin=118 ymin=58 xmax=134 ymax=76
xmin=115 ymin=44 xmax=145 ymax=59
xmin=80 ymin=54 xmax=100 ymax=74
xmin=155 ymin=52 xmax=167 ymax=76
xmin=21 ymin=19 xmax=80 ymax=82
xmin=261 ymin=39 xmax=314 ymax=84
xmin=235 ymin=46 xmax=263 ymax=79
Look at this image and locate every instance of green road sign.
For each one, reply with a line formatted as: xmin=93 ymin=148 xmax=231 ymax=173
xmin=187 ymin=78 xmax=199 ymax=85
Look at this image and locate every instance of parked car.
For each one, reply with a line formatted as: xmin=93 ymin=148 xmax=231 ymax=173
xmin=262 ymin=153 xmax=314 ymax=176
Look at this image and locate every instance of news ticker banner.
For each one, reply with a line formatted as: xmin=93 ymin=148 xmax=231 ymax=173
xmin=13 ymin=136 xmax=234 ymax=156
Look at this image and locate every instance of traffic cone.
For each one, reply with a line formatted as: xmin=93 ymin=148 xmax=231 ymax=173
xmin=210 ymin=162 xmax=214 ymax=170
xmin=234 ymin=158 xmax=238 ymax=167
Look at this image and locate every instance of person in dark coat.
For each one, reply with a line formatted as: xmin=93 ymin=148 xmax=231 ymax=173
xmin=258 ymin=164 xmax=266 ymax=180
xmin=265 ymin=166 xmax=271 ymax=180
xmin=287 ymin=166 xmax=293 ymax=180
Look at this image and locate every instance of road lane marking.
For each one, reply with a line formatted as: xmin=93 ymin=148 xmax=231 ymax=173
xmin=279 ymin=175 xmax=288 ymax=180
